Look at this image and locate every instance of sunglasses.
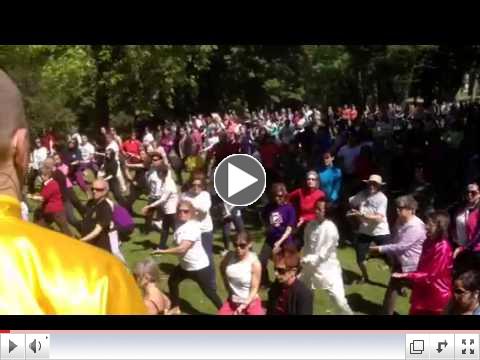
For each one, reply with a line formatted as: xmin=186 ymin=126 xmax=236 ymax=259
xmin=274 ymin=267 xmax=290 ymax=275
xmin=152 ymin=158 xmax=161 ymax=162
xmin=454 ymin=288 xmax=470 ymax=296
xmin=466 ymin=190 xmax=479 ymax=195
xmin=234 ymin=243 xmax=248 ymax=249
xmin=92 ymin=188 xmax=105 ymax=192
xmin=178 ymin=209 xmax=191 ymax=214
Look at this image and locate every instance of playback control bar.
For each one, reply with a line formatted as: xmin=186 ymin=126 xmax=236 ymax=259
xmin=1 ymin=331 xmax=479 ymax=360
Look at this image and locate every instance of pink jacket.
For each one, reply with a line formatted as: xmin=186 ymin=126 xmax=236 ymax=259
xmin=404 ymin=237 xmax=453 ymax=315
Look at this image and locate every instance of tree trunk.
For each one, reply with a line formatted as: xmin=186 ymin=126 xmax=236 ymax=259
xmin=91 ymin=45 xmax=111 ymax=130
xmin=471 ymin=71 xmax=479 ymax=102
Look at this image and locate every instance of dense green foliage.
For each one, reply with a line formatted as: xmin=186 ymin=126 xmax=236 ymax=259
xmin=1 ymin=45 xmax=479 ymax=136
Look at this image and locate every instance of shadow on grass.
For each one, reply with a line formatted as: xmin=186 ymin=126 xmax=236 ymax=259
xmin=213 ymin=244 xmax=225 ymax=254
xmin=346 ymin=293 xmax=383 ymax=315
xmin=343 ymin=269 xmax=362 ymax=285
xmin=343 ymin=269 xmax=388 ymax=289
xmin=134 ymin=239 xmax=158 ymax=250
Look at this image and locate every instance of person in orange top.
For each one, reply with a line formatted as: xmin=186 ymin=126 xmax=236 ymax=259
xmin=0 ymin=69 xmax=147 ymax=315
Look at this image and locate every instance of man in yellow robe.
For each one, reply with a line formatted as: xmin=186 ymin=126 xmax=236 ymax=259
xmin=0 ymin=69 xmax=147 ymax=314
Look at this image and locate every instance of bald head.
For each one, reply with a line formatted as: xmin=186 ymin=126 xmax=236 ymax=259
xmin=0 ymin=70 xmax=27 ymax=163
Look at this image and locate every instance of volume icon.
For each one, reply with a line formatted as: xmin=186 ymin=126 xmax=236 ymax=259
xmin=29 ymin=339 xmax=41 ymax=354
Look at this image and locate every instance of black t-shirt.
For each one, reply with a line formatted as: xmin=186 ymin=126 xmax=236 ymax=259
xmin=52 ymin=169 xmax=68 ymax=199
xmin=81 ymin=199 xmax=113 ymax=253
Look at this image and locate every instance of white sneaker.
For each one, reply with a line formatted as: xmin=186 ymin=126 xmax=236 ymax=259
xmin=153 ymin=220 xmax=163 ymax=231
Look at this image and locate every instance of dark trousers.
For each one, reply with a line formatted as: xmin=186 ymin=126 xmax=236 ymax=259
xmin=201 ymin=231 xmax=216 ymax=289
xmin=64 ymin=188 xmax=84 ymax=233
xmin=144 ymin=197 xmax=159 ymax=233
xmin=109 ymin=179 xmax=128 ymax=209
xmin=159 ymin=213 xmax=176 ymax=248
xmin=222 ymin=210 xmax=244 ymax=250
xmin=64 ymin=200 xmax=81 ymax=233
xmin=27 ymin=169 xmax=39 ymax=194
xmin=382 ymin=264 xmax=405 ymax=315
xmin=35 ymin=210 xmax=73 ymax=237
xmin=168 ymin=265 xmax=222 ymax=310
xmin=259 ymin=242 xmax=274 ymax=286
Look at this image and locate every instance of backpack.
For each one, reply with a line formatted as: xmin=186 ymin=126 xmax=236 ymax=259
xmin=106 ymin=199 xmax=135 ymax=236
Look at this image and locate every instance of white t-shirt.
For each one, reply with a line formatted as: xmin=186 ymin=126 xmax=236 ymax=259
xmin=337 ymin=144 xmax=361 ymax=175
xmin=79 ymin=142 xmax=95 ymax=161
xmin=106 ymin=141 xmax=120 ymax=158
xmin=31 ymin=147 xmax=48 ymax=170
xmin=349 ymin=190 xmax=390 ymax=236
xmin=149 ymin=174 xmax=179 ymax=215
xmin=455 ymin=208 xmax=470 ymax=246
xmin=181 ymin=191 xmax=213 ymax=233
xmin=174 ymin=220 xmax=209 ymax=271
xmin=143 ymin=132 xmax=154 ymax=147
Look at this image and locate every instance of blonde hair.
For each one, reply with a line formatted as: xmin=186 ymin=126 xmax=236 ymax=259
xmin=0 ymin=70 xmax=27 ymax=163
xmin=133 ymin=259 xmax=161 ymax=285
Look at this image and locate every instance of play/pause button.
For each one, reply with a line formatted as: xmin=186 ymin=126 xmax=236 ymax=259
xmin=214 ymin=154 xmax=266 ymax=206
xmin=1 ymin=334 xmax=25 ymax=359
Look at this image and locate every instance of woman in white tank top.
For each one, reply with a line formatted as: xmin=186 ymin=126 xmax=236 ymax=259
xmin=219 ymin=231 xmax=264 ymax=315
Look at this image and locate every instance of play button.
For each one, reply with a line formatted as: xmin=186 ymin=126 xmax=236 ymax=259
xmin=214 ymin=154 xmax=266 ymax=206
xmin=9 ymin=340 xmax=17 ymax=353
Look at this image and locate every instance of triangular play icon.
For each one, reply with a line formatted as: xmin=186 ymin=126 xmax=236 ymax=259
xmin=9 ymin=340 xmax=17 ymax=353
xmin=227 ymin=163 xmax=258 ymax=198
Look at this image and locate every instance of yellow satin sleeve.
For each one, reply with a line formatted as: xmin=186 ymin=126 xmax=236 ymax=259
xmin=0 ymin=195 xmax=147 ymax=315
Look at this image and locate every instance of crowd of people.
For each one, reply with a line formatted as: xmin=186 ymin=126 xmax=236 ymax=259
xmin=23 ymin=96 xmax=480 ymax=315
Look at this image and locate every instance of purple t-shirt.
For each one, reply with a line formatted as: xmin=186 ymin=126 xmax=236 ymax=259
xmin=263 ymin=203 xmax=297 ymax=247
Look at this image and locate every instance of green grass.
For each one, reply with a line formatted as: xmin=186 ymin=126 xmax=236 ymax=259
xmin=121 ymin=197 xmax=410 ymax=315
xmin=28 ymin=187 xmax=410 ymax=315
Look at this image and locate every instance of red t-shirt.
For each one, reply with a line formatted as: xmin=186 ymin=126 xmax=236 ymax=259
xmin=40 ymin=178 xmax=64 ymax=214
xmin=122 ymin=139 xmax=142 ymax=156
xmin=259 ymin=143 xmax=280 ymax=169
xmin=288 ymin=188 xmax=326 ymax=223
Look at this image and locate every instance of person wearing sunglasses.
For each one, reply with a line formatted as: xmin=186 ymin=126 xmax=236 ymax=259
xmin=218 ymin=231 xmax=264 ymax=315
xmin=80 ymin=179 xmax=116 ymax=254
xmin=153 ymin=200 xmax=222 ymax=314
xmin=453 ymin=182 xmax=480 ymax=256
xmin=260 ymin=182 xmax=297 ymax=287
xmin=391 ymin=211 xmax=453 ymax=315
xmin=348 ymin=174 xmax=390 ymax=284
xmin=143 ymin=152 xmax=168 ymax=234
xmin=181 ymin=172 xmax=215 ymax=280
xmin=267 ymin=248 xmax=313 ymax=315
xmin=288 ymin=171 xmax=326 ymax=249
xmin=0 ymin=70 xmax=146 ymax=314
xmin=370 ymin=195 xmax=426 ymax=315
xmin=300 ymin=199 xmax=353 ymax=314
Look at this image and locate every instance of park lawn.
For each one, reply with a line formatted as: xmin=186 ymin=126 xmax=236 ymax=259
xmin=121 ymin=197 xmax=410 ymax=315
xmin=28 ymin=187 xmax=410 ymax=315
